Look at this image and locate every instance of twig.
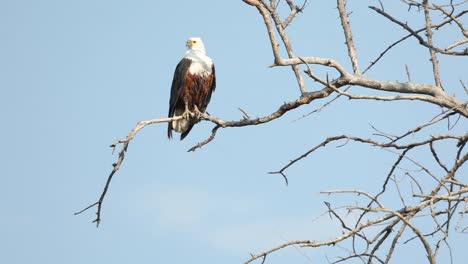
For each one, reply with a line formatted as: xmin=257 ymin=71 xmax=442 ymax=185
xmin=337 ymin=0 xmax=360 ymax=74
xmin=188 ymin=125 xmax=220 ymax=152
xmin=405 ymin=64 xmax=412 ymax=83
xmin=320 ymin=190 xmax=385 ymax=208
xmin=423 ymin=0 xmax=444 ymax=90
xmin=369 ymin=6 xmax=468 ymax=56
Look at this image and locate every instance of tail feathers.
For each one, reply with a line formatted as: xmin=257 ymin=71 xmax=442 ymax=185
xmin=180 ymin=123 xmax=195 ymax=140
xmin=172 ymin=118 xmax=190 ymax=133
xmin=168 ymin=108 xmax=194 ymax=140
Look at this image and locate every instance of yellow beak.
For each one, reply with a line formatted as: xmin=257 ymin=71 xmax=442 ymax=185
xmin=186 ymin=40 xmax=193 ymax=48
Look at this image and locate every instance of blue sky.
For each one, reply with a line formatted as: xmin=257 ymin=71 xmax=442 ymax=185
xmin=1 ymin=0 xmax=467 ymax=263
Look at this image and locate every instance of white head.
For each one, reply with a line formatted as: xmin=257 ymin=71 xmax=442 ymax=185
xmin=186 ymin=37 xmax=206 ymax=54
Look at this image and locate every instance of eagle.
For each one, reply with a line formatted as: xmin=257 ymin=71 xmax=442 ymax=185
xmin=167 ymin=37 xmax=216 ymax=140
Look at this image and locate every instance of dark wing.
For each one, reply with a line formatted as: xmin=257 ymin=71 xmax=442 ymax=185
xmin=197 ymin=64 xmax=216 ymax=113
xmin=168 ymin=58 xmax=192 ymax=139
xmin=168 ymin=58 xmax=192 ymax=118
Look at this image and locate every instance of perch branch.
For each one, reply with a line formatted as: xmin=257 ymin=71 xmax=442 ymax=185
xmin=75 ymin=115 xmax=185 ymax=226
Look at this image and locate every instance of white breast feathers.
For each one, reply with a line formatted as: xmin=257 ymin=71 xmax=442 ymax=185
xmin=185 ymin=51 xmax=213 ymax=76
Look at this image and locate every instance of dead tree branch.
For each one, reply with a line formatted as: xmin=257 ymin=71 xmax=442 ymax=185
xmin=337 ymin=0 xmax=360 ymax=74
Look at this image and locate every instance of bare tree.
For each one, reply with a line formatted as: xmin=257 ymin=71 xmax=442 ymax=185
xmin=76 ymin=0 xmax=467 ymax=263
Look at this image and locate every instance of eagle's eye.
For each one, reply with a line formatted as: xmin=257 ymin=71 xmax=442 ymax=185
xmin=193 ymin=40 xmax=197 ymax=43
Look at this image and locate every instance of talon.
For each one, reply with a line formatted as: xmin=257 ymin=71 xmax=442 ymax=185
xmin=182 ymin=110 xmax=190 ymax=119
xmin=194 ymin=105 xmax=202 ymax=119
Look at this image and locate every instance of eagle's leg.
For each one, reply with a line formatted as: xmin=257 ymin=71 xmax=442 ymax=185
xmin=182 ymin=96 xmax=191 ymax=119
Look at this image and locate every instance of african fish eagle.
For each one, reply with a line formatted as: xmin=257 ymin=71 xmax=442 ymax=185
xmin=167 ymin=37 xmax=216 ymax=140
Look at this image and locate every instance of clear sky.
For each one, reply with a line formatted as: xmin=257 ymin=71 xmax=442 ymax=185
xmin=1 ymin=0 xmax=466 ymax=263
